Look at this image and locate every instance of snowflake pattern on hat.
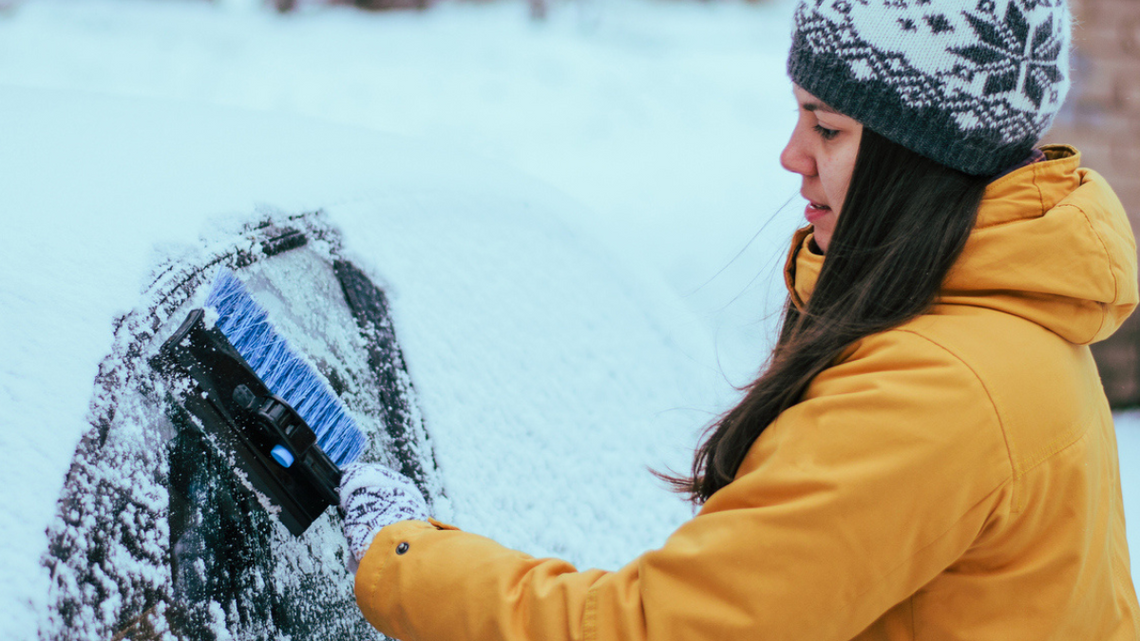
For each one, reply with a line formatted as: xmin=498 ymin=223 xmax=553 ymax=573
xmin=951 ymin=2 xmax=1065 ymax=108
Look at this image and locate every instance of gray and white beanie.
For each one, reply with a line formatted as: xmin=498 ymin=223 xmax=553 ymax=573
xmin=788 ymin=0 xmax=1072 ymax=176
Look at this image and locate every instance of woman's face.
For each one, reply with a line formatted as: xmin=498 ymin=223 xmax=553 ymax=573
xmin=780 ymin=85 xmax=863 ymax=253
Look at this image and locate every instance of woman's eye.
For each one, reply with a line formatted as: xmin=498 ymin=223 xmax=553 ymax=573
xmin=813 ymin=124 xmax=840 ymax=141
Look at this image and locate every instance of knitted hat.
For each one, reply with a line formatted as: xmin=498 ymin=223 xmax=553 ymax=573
xmin=788 ymin=0 xmax=1072 ymax=176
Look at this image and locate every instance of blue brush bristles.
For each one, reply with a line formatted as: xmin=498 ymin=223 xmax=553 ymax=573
xmin=206 ymin=269 xmax=365 ymax=467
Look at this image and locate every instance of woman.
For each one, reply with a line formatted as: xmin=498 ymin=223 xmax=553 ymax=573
xmin=338 ymin=0 xmax=1140 ymax=638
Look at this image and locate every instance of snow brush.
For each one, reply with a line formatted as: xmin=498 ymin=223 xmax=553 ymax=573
xmin=156 ymin=270 xmax=367 ymax=535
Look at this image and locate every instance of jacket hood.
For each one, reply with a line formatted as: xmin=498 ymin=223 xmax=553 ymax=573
xmin=784 ymin=146 xmax=1138 ymax=345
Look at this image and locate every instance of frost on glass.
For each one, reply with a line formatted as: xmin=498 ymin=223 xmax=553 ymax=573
xmin=40 ymin=212 xmax=441 ymax=641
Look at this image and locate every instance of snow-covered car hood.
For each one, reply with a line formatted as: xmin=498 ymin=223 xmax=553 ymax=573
xmin=0 ymin=86 xmax=721 ymax=638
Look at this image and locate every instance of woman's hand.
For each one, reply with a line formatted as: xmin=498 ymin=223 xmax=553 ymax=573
xmin=339 ymin=463 xmax=430 ymax=564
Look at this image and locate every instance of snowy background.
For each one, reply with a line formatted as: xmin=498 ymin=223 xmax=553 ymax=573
xmin=1 ymin=0 xmax=1138 ymax=637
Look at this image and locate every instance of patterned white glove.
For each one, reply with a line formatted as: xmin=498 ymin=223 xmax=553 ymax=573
xmin=339 ymin=462 xmax=430 ymax=563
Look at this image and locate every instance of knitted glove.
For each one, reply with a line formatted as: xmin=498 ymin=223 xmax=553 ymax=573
xmin=339 ymin=462 xmax=430 ymax=563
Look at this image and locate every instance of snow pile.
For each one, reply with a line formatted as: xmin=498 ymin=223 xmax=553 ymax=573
xmin=0 ymin=0 xmax=805 ymax=384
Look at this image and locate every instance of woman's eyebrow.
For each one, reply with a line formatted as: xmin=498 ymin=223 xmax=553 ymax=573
xmin=802 ymin=101 xmax=839 ymax=114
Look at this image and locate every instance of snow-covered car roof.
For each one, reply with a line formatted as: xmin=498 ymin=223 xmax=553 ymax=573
xmin=1 ymin=86 xmax=720 ymax=639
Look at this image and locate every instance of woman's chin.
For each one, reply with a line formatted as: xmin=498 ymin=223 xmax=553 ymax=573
xmin=811 ymin=227 xmax=832 ymax=254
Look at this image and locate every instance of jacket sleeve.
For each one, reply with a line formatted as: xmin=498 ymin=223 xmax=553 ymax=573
xmin=354 ymin=331 xmax=1015 ymax=641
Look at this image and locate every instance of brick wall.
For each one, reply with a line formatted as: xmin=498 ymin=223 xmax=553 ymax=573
xmin=1044 ymin=0 xmax=1140 ymax=407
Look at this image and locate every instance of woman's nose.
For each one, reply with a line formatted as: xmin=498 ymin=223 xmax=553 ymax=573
xmin=780 ymin=130 xmax=815 ymax=177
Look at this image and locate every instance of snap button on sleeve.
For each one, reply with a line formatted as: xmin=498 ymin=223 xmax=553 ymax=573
xmin=396 ymin=542 xmax=410 ymax=555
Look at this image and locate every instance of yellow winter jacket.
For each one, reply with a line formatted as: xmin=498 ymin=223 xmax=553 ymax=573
xmin=355 ymin=146 xmax=1140 ymax=640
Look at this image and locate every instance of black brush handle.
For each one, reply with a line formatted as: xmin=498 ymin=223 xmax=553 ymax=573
xmin=156 ymin=310 xmax=342 ymax=535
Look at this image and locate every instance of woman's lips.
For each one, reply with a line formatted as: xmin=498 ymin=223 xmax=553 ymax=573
xmin=805 ymin=202 xmax=831 ymax=224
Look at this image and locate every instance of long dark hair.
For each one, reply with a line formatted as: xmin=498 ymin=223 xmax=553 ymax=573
xmin=669 ymin=128 xmax=992 ymax=503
